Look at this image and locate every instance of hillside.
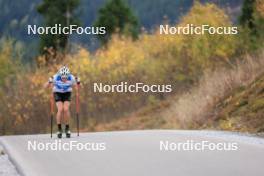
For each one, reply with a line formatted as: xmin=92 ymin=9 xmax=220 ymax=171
xmin=93 ymin=58 xmax=264 ymax=134
xmin=92 ymin=98 xmax=170 ymax=132
xmin=211 ymin=74 xmax=264 ymax=133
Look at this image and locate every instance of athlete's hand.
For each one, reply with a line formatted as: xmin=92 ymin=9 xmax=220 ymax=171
xmin=76 ymin=77 xmax=81 ymax=84
xmin=48 ymin=77 xmax=53 ymax=83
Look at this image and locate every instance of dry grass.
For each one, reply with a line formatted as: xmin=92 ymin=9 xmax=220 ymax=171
xmin=165 ymin=52 xmax=264 ymax=129
xmin=90 ymin=52 xmax=264 ymax=132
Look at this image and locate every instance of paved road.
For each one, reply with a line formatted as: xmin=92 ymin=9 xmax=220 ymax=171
xmin=0 ymin=130 xmax=264 ymax=176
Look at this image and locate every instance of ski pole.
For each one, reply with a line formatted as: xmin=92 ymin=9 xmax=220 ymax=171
xmin=50 ymin=100 xmax=53 ymax=138
xmin=49 ymin=78 xmax=54 ymax=138
xmin=76 ymin=77 xmax=81 ymax=136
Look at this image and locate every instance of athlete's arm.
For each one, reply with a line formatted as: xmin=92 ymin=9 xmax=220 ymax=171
xmin=44 ymin=77 xmax=53 ymax=88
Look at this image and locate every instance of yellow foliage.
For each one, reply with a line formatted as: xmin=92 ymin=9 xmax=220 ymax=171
xmin=178 ymin=2 xmax=237 ymax=68
xmin=256 ymin=0 xmax=264 ymax=17
xmin=69 ymin=48 xmax=91 ymax=73
xmin=0 ymin=41 xmax=16 ymax=85
xmin=0 ymin=2 xmax=241 ymax=134
xmin=96 ymin=35 xmax=146 ymax=76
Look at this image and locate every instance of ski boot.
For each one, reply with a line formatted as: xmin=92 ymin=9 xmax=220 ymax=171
xmin=57 ymin=130 xmax=62 ymax=139
xmin=65 ymin=128 xmax=71 ymax=138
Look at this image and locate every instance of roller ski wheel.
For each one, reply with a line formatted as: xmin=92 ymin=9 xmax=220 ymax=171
xmin=65 ymin=129 xmax=71 ymax=138
xmin=57 ymin=130 xmax=62 ymax=139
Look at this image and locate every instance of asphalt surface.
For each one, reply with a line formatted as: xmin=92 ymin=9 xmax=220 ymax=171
xmin=0 ymin=130 xmax=264 ymax=176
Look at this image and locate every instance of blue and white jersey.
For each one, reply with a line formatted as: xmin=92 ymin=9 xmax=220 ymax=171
xmin=52 ymin=73 xmax=76 ymax=93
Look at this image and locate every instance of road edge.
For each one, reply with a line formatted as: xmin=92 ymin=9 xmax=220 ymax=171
xmin=0 ymin=138 xmax=25 ymax=176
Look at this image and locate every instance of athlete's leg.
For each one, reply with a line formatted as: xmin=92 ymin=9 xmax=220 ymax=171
xmin=56 ymin=102 xmax=63 ymax=124
xmin=63 ymin=101 xmax=71 ymax=125
xmin=63 ymin=101 xmax=71 ymax=137
xmin=56 ymin=102 xmax=63 ymax=138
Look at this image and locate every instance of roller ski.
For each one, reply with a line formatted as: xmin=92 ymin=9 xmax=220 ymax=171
xmin=57 ymin=130 xmax=62 ymax=139
xmin=65 ymin=126 xmax=71 ymax=138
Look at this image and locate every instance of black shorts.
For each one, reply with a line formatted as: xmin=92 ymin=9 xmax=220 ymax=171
xmin=54 ymin=92 xmax=72 ymax=102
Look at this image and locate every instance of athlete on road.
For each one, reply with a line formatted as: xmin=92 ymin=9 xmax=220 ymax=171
xmin=45 ymin=66 xmax=80 ymax=138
